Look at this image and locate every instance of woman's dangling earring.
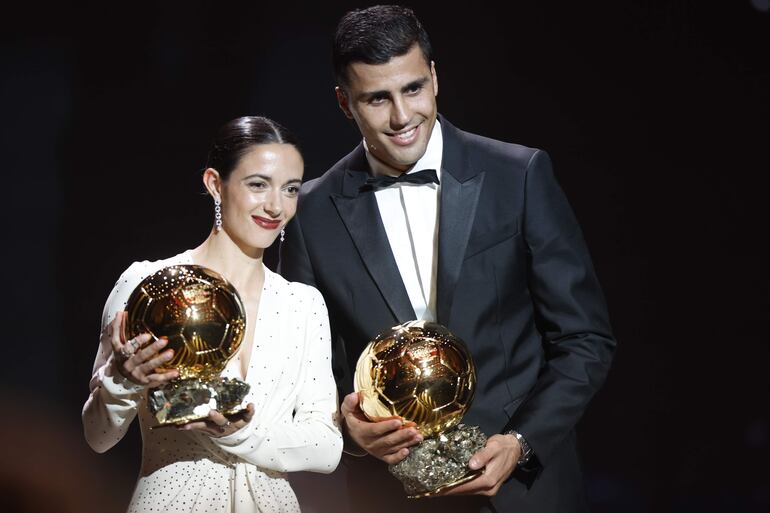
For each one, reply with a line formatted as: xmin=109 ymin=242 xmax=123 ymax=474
xmin=214 ymin=199 xmax=222 ymax=231
xmin=280 ymin=229 xmax=285 ymax=243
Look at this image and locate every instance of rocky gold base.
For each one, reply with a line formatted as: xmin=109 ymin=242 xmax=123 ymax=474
xmin=148 ymin=377 xmax=250 ymax=426
xmin=389 ymin=424 xmax=488 ymax=497
xmin=406 ymin=469 xmax=484 ymax=498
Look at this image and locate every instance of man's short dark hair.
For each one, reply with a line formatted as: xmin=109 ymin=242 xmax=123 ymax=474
xmin=332 ymin=5 xmax=433 ymax=89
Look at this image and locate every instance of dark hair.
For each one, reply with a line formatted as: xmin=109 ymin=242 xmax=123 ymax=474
xmin=205 ymin=116 xmax=301 ymax=179
xmin=332 ymin=5 xmax=433 ymax=88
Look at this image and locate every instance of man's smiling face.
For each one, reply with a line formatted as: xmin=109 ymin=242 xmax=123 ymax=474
xmin=337 ymin=43 xmax=438 ymax=173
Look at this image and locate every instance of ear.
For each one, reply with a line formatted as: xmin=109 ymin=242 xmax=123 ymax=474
xmin=431 ymin=61 xmax=438 ymax=97
xmin=202 ymin=168 xmax=222 ymax=201
xmin=336 ymin=86 xmax=354 ymax=119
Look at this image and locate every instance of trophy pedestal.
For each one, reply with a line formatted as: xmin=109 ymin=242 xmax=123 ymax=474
xmin=389 ymin=424 xmax=488 ymax=498
xmin=148 ymin=376 xmax=250 ymax=426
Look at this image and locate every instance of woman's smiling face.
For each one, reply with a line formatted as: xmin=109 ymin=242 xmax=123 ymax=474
xmin=216 ymin=143 xmax=303 ymax=250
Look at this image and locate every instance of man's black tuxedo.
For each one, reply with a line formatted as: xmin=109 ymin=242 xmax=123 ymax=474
xmin=280 ymin=116 xmax=615 ymax=513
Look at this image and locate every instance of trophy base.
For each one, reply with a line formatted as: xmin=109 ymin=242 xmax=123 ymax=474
xmin=388 ymin=424 xmax=488 ymax=498
xmin=148 ymin=376 xmax=250 ymax=426
xmin=406 ymin=469 xmax=484 ymax=499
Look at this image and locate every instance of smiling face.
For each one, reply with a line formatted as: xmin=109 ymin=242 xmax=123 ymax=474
xmin=206 ymin=143 xmax=303 ymax=251
xmin=337 ymin=44 xmax=438 ymax=173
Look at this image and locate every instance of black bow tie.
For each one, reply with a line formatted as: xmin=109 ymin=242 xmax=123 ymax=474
xmin=359 ymin=169 xmax=440 ymax=192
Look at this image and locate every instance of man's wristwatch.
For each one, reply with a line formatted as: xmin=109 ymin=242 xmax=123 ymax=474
xmin=505 ymin=430 xmax=533 ymax=466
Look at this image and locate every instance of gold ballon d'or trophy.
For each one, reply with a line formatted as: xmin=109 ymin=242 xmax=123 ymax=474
xmin=355 ymin=320 xmax=488 ymax=498
xmin=125 ymin=265 xmax=250 ymax=426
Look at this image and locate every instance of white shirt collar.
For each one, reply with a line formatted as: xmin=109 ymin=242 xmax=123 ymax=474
xmin=364 ymin=119 xmax=443 ymax=182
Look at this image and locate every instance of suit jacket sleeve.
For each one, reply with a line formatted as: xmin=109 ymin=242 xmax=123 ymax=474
xmin=505 ymin=150 xmax=616 ymax=467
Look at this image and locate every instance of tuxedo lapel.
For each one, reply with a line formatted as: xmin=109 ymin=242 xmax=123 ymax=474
xmin=436 ymin=118 xmax=485 ymax=325
xmin=331 ymin=148 xmax=416 ymax=323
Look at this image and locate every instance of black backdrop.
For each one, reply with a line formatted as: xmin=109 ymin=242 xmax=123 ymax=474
xmin=2 ymin=1 xmax=768 ymax=512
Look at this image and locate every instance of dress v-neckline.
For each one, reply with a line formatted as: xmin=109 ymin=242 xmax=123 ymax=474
xmin=233 ymin=270 xmax=268 ymax=382
xmin=181 ymin=249 xmax=269 ymax=383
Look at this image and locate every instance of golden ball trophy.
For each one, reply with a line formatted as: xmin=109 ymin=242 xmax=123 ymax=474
xmin=124 ymin=265 xmax=249 ymax=426
xmin=355 ymin=320 xmax=487 ymax=497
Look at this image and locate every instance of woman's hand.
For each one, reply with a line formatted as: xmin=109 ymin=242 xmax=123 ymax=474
xmin=177 ymin=404 xmax=256 ymax=438
xmin=104 ymin=311 xmax=179 ymax=387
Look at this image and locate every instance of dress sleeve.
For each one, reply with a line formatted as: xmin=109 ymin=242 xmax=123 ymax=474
xmin=213 ymin=287 xmax=343 ymax=473
xmin=82 ymin=262 xmax=147 ymax=454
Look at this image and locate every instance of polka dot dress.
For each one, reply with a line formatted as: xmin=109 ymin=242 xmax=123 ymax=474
xmin=82 ymin=251 xmax=343 ymax=513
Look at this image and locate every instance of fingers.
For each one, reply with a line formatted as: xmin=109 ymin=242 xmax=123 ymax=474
xmin=221 ymin=404 xmax=255 ymax=431
xmin=128 ymin=352 xmax=174 ymax=384
xmin=468 ymin=444 xmax=494 ymax=471
xmin=221 ymin=403 xmax=255 ymax=425
xmin=178 ymin=420 xmax=209 ymax=431
xmin=142 ymin=369 xmax=179 ymax=388
xmin=438 ymin=460 xmax=499 ymax=496
xmin=118 ymin=311 xmax=128 ymax=344
xmin=135 ymin=347 xmax=175 ymax=375
xmin=346 ymin=415 xmax=400 ymax=440
xmin=106 ymin=313 xmax=124 ymax=352
xmin=368 ymin=417 xmax=404 ymax=437
xmin=377 ymin=424 xmax=423 ymax=451
xmin=122 ymin=338 xmax=174 ymax=385
xmin=114 ymin=329 xmax=153 ymax=363
xmin=208 ymin=409 xmax=229 ymax=424
xmin=346 ymin=414 xmax=423 ymax=463
xmin=133 ymin=335 xmax=165 ymax=362
xmin=377 ymin=422 xmax=424 ymax=463
xmin=176 ymin=408 xmax=250 ymax=438
xmin=382 ymin=438 xmax=424 ymax=464
xmin=108 ymin=321 xmax=178 ymax=388
xmin=124 ymin=336 xmax=168 ymax=368
xmin=340 ymin=392 xmax=360 ymax=415
xmin=436 ymin=472 xmax=486 ymax=496
xmin=382 ymin=448 xmax=410 ymax=465
xmin=438 ymin=435 xmax=518 ymax=497
xmin=241 ymin=403 xmax=255 ymax=422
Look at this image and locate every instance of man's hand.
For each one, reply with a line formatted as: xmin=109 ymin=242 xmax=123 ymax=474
xmin=340 ymin=392 xmax=423 ymax=464
xmin=437 ymin=433 xmax=521 ymax=497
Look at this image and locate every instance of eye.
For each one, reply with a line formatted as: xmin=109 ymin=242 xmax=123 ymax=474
xmin=405 ymin=84 xmax=423 ymax=95
xmin=368 ymin=95 xmax=388 ymax=105
xmin=247 ymin=181 xmax=268 ymax=190
xmin=284 ymin=185 xmax=300 ymax=196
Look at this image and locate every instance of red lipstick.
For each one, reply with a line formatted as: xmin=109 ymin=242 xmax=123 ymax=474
xmin=252 ymin=216 xmax=281 ymax=230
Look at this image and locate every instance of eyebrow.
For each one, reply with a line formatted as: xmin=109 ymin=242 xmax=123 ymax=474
xmin=242 ymin=173 xmax=272 ymax=181
xmin=359 ymin=77 xmax=430 ymax=102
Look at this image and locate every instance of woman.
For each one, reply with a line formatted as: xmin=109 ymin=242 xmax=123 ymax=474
xmin=82 ymin=116 xmax=342 ymax=513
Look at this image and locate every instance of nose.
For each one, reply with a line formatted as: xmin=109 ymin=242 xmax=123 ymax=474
xmin=390 ymin=96 xmax=411 ymax=129
xmin=263 ymin=189 xmax=283 ymax=218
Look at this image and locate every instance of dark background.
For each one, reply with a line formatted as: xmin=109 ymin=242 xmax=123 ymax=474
xmin=2 ymin=1 xmax=768 ymax=512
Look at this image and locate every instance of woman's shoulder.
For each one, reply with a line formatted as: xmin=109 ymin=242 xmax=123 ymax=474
xmin=115 ymin=250 xmax=193 ymax=286
xmin=102 ymin=250 xmax=193 ymax=322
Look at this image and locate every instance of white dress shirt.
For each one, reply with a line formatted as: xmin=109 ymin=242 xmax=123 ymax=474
xmin=364 ymin=120 xmax=443 ymax=321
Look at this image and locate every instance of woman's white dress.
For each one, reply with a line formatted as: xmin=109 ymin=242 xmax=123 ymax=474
xmin=82 ymin=250 xmax=342 ymax=513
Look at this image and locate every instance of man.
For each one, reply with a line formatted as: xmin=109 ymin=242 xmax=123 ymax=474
xmin=280 ymin=5 xmax=615 ymax=513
